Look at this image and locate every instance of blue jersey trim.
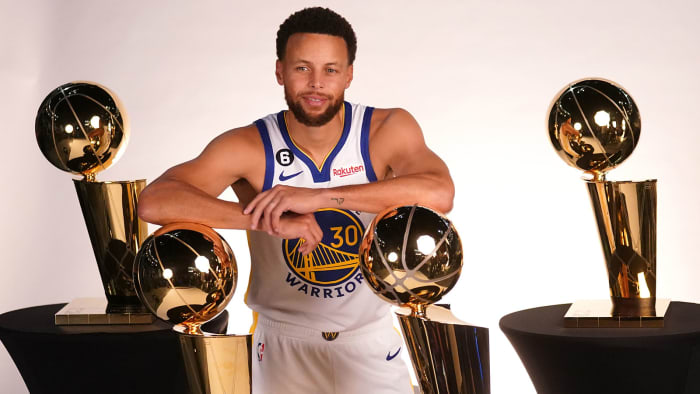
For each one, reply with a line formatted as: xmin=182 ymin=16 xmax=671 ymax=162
xmin=254 ymin=119 xmax=274 ymax=191
xmin=360 ymin=106 xmax=377 ymax=182
xmin=276 ymin=101 xmax=352 ymax=183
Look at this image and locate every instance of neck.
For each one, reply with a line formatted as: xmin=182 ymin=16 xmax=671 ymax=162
xmin=285 ymin=105 xmax=345 ymax=164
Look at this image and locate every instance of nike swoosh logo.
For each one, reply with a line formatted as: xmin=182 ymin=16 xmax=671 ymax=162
xmin=279 ymin=170 xmax=303 ymax=182
xmin=386 ymin=347 xmax=401 ymax=361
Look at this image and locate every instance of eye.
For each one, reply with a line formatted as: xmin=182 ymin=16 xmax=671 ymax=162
xmin=296 ymin=66 xmax=309 ymax=72
xmin=327 ymin=68 xmax=338 ymax=73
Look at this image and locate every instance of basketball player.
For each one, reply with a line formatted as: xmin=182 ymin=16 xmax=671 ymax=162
xmin=138 ymin=7 xmax=454 ymax=394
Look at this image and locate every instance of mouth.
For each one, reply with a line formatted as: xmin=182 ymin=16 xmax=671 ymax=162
xmin=301 ymin=95 xmax=330 ymax=107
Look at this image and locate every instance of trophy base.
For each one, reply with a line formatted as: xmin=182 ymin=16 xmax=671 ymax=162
xmin=396 ymin=304 xmax=490 ymax=394
xmin=105 ymin=295 xmax=149 ymax=314
xmin=564 ymin=298 xmax=670 ymax=328
xmin=174 ymin=325 xmax=252 ymax=394
xmin=54 ymin=297 xmax=154 ymax=325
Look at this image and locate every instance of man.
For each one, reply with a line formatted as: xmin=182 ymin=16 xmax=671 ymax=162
xmin=138 ymin=7 xmax=454 ymax=394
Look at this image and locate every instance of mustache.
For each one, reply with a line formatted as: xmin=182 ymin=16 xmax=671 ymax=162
xmin=298 ymin=92 xmax=333 ymax=100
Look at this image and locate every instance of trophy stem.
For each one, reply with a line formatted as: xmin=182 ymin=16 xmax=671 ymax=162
xmin=182 ymin=322 xmax=204 ymax=335
xmin=397 ymin=305 xmax=490 ymax=394
xmin=175 ymin=327 xmax=252 ymax=394
xmin=411 ymin=303 xmax=427 ymax=318
xmin=586 ymin=180 xmax=657 ymax=317
xmin=73 ymin=179 xmax=148 ymax=313
xmin=584 ymin=170 xmax=605 ymax=182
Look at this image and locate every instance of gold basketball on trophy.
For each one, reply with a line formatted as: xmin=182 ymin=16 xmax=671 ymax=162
xmin=359 ymin=205 xmax=463 ymax=316
xmin=35 ymin=81 xmax=128 ymax=181
xmin=134 ymin=223 xmax=237 ymax=334
xmin=548 ymin=78 xmax=641 ymax=180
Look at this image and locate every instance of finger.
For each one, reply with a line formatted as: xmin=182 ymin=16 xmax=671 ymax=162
xmin=306 ymin=235 xmax=319 ymax=255
xmin=303 ymin=230 xmax=319 ymax=255
xmin=258 ymin=217 xmax=274 ymax=236
xmin=304 ymin=224 xmax=322 ymax=255
xmin=270 ymin=199 xmax=289 ymax=232
xmin=249 ymin=190 xmax=278 ymax=229
xmin=243 ymin=188 xmax=276 ymax=230
xmin=243 ymin=189 xmax=267 ymax=215
xmin=312 ymin=220 xmax=323 ymax=244
xmin=304 ymin=214 xmax=323 ymax=246
xmin=302 ymin=222 xmax=319 ymax=255
xmin=299 ymin=238 xmax=310 ymax=256
xmin=294 ymin=216 xmax=312 ymax=256
xmin=262 ymin=198 xmax=282 ymax=234
xmin=303 ymin=239 xmax=316 ymax=256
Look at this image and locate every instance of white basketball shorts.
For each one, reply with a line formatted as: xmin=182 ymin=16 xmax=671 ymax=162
xmin=251 ymin=313 xmax=413 ymax=394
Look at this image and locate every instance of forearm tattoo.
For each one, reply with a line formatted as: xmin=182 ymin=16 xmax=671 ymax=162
xmin=331 ymin=197 xmax=345 ymax=206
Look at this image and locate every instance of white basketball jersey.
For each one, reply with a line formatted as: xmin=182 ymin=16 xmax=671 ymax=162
xmin=245 ymin=102 xmax=390 ymax=332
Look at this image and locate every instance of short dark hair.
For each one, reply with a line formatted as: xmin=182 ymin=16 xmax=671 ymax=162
xmin=276 ymin=7 xmax=357 ymax=65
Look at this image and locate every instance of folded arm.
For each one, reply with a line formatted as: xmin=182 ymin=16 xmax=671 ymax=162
xmin=138 ymin=125 xmax=323 ymax=255
xmin=245 ymin=108 xmax=455 ymax=232
xmin=137 ymin=127 xmax=258 ymax=228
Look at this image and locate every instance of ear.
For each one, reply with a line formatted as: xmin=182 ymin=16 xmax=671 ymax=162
xmin=345 ymin=64 xmax=354 ymax=89
xmin=275 ymin=60 xmax=284 ymax=85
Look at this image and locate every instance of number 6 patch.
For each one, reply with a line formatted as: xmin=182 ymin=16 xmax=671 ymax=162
xmin=275 ymin=149 xmax=294 ymax=166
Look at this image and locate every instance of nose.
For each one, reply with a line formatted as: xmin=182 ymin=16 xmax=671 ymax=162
xmin=309 ymin=69 xmax=324 ymax=89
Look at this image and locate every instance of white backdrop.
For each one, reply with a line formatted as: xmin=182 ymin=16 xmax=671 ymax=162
xmin=2 ymin=0 xmax=700 ymax=392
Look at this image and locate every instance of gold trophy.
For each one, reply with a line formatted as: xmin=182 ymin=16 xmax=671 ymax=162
xmin=360 ymin=205 xmax=490 ymax=394
xmin=134 ymin=223 xmax=251 ymax=394
xmin=35 ymin=81 xmax=152 ymax=323
xmin=548 ymin=78 xmax=669 ymax=327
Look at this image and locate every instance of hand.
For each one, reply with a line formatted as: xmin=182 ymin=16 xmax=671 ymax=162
xmin=244 ymin=185 xmax=322 ymax=232
xmin=259 ymin=212 xmax=323 ymax=255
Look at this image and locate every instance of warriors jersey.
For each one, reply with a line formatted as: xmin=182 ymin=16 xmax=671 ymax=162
xmin=245 ymin=101 xmax=389 ymax=332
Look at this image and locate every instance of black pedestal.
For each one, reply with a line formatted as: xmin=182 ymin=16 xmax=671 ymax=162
xmin=0 ymin=303 xmax=228 ymax=394
xmin=500 ymin=302 xmax=700 ymax=394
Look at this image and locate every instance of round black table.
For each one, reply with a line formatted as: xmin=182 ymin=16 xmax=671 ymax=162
xmin=0 ymin=303 xmax=228 ymax=394
xmin=500 ymin=302 xmax=700 ymax=394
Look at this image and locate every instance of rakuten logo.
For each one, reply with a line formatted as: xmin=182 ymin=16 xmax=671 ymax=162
xmin=333 ymin=165 xmax=365 ymax=177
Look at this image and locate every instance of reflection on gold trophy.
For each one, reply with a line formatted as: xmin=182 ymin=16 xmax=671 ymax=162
xmin=360 ymin=205 xmax=490 ymax=394
xmin=35 ymin=82 xmax=151 ymax=323
xmin=548 ymin=78 xmax=668 ymax=326
xmin=134 ymin=223 xmax=251 ymax=394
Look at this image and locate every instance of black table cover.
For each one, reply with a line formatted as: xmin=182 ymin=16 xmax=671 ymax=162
xmin=0 ymin=303 xmax=229 ymax=394
xmin=500 ymin=302 xmax=700 ymax=394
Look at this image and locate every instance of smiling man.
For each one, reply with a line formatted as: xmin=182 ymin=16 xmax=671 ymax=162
xmin=138 ymin=7 xmax=454 ymax=393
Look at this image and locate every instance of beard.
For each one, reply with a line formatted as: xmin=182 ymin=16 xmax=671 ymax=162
xmin=284 ymin=88 xmax=344 ymax=127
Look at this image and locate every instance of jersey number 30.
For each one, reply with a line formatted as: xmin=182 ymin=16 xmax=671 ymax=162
xmin=330 ymin=226 xmax=359 ymax=248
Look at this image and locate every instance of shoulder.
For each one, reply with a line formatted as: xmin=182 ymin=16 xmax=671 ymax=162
xmin=368 ymin=106 xmax=412 ymax=120
xmin=365 ymin=107 xmax=428 ymax=174
xmin=205 ymin=124 xmax=262 ymax=151
xmin=367 ymin=107 xmax=424 ymax=141
xmin=195 ymin=123 xmax=265 ymax=170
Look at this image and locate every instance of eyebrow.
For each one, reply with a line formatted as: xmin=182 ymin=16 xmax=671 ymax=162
xmin=296 ymin=59 xmax=341 ymax=66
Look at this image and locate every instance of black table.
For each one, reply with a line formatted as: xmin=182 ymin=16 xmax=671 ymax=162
xmin=500 ymin=302 xmax=700 ymax=394
xmin=0 ymin=303 xmax=228 ymax=394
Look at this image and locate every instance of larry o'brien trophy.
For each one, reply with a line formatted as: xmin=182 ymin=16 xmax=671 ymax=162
xmin=548 ymin=78 xmax=669 ymax=327
xmin=360 ymin=205 xmax=490 ymax=394
xmin=134 ymin=223 xmax=251 ymax=394
xmin=35 ymin=81 xmax=152 ymax=324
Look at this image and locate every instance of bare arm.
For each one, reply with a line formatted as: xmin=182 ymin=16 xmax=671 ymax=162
xmin=323 ymin=108 xmax=454 ymax=212
xmin=245 ymin=108 xmax=455 ymax=232
xmin=137 ymin=126 xmax=261 ymax=228
xmin=138 ymin=125 xmax=323 ymax=255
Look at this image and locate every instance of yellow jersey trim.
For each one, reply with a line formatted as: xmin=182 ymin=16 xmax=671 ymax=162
xmin=282 ymin=105 xmax=345 ymax=171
